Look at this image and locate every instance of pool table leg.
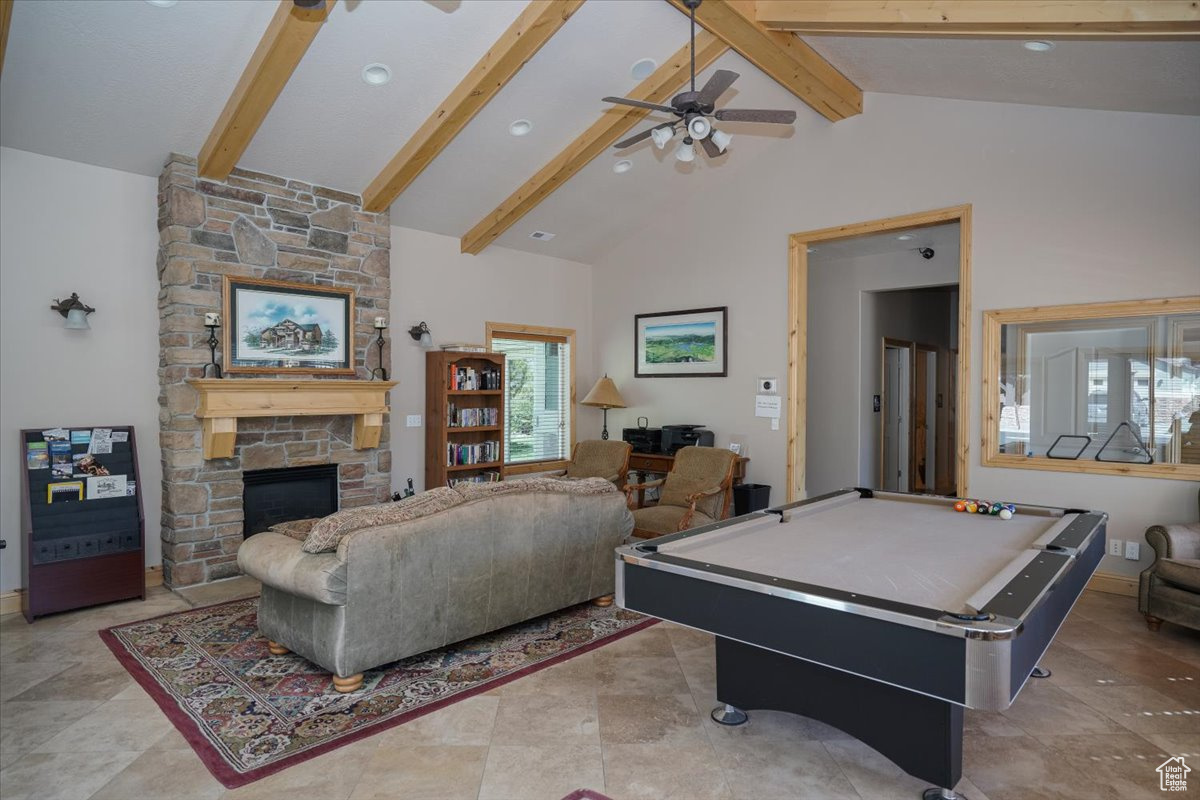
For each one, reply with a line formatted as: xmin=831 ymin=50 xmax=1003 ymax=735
xmin=709 ymin=703 xmax=748 ymax=726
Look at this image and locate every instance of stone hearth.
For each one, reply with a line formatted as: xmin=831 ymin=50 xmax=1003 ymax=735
xmin=156 ymin=155 xmax=392 ymax=588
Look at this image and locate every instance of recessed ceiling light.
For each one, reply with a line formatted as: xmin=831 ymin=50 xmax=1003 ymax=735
xmin=529 ymin=230 xmax=556 ymax=241
xmin=360 ymin=63 xmax=392 ymax=86
xmin=1023 ymin=40 xmax=1055 ymax=52
xmin=613 ymin=160 xmax=633 ymax=174
xmin=896 ymin=233 xmax=915 ymax=241
xmin=145 ymin=0 xmax=178 ymax=6
xmin=509 ymin=119 xmax=533 ymax=137
xmin=630 ymin=58 xmax=657 ymax=81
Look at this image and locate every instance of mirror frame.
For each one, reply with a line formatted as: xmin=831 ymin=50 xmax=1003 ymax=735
xmin=982 ymin=295 xmax=1200 ymax=481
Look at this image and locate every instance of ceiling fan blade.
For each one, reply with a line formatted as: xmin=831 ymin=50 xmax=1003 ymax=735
xmin=615 ymin=122 xmax=674 ymax=149
xmin=614 ymin=128 xmax=655 ymax=149
xmin=714 ymin=108 xmax=797 ymax=124
xmin=602 ymin=96 xmax=677 ymax=114
xmin=699 ymin=135 xmax=723 ymax=159
xmin=696 ymin=70 xmax=739 ymax=107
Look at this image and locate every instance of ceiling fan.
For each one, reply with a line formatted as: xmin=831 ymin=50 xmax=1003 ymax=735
xmin=602 ymin=0 xmax=797 ymax=163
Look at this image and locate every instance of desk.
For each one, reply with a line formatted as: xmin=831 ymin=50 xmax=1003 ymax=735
xmin=615 ymin=489 xmax=1106 ymax=799
xmin=626 ymin=451 xmax=748 ymax=508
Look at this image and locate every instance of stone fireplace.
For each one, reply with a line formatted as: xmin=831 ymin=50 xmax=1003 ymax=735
xmin=156 ymin=154 xmax=392 ymax=588
xmin=242 ymin=464 xmax=339 ymax=538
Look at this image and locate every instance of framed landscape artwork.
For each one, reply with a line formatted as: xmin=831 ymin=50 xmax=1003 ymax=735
xmin=223 ymin=276 xmax=355 ymax=375
xmin=635 ymin=307 xmax=728 ymax=378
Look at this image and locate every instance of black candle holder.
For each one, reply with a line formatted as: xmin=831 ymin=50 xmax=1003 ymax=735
xmin=370 ymin=326 xmax=388 ymax=381
xmin=202 ymin=324 xmax=223 ymax=378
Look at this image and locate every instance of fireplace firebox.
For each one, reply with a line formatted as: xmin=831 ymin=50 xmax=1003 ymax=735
xmin=242 ymin=465 xmax=338 ymax=538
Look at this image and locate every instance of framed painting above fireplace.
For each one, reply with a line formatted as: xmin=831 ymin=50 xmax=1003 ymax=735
xmin=223 ymin=276 xmax=355 ymax=375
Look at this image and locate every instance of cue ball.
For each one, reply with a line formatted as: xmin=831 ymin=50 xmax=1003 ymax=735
xmin=999 ymin=509 xmax=1013 ymax=520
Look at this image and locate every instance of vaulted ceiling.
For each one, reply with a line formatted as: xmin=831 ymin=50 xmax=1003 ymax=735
xmin=1 ymin=0 xmax=1197 ymax=264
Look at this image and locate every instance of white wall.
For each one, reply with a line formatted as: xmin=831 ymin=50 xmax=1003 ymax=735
xmin=806 ymin=245 xmax=958 ymax=495
xmin=590 ymin=93 xmax=1200 ymax=577
xmin=0 ymin=147 xmax=161 ymax=593
xmin=387 ymin=226 xmax=595 ymax=492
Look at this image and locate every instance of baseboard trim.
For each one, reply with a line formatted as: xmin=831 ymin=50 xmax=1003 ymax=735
xmin=1088 ymin=570 xmax=1138 ymax=597
xmin=0 ymin=566 xmax=165 ymax=616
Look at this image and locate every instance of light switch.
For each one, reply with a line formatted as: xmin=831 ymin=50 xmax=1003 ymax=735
xmin=406 ymin=415 xmax=422 ymax=428
xmin=770 ymin=417 xmax=780 ymax=431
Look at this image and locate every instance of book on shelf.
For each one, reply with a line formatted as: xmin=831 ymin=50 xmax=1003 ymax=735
xmin=449 ymin=471 xmax=502 ymax=486
xmin=446 ymin=403 xmax=500 ymax=428
xmin=440 ymin=342 xmax=488 ymax=353
xmin=447 ymin=364 xmax=502 ymax=391
xmin=446 ymin=440 xmax=500 ymax=467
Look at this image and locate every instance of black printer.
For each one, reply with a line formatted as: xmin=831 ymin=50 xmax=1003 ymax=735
xmin=661 ymin=425 xmax=714 ymax=455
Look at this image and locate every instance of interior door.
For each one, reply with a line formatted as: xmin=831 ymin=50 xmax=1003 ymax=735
xmin=881 ymin=341 xmax=911 ymax=491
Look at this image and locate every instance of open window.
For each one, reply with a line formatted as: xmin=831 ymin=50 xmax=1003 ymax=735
xmin=983 ymin=297 xmax=1200 ymax=480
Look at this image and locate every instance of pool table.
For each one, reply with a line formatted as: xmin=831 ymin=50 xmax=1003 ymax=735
xmin=614 ymin=488 xmax=1107 ymax=800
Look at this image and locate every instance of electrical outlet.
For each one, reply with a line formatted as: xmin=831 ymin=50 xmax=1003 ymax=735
xmin=1124 ymin=541 xmax=1140 ymax=560
xmin=406 ymin=415 xmax=422 ymax=428
xmin=1108 ymin=538 xmax=1123 ymax=557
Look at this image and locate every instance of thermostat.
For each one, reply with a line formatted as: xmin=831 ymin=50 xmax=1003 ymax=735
xmin=758 ymin=377 xmax=778 ymax=395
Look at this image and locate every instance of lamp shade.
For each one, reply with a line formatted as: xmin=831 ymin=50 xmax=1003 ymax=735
xmin=65 ymin=308 xmax=91 ymax=330
xmin=580 ymin=376 xmax=626 ymax=409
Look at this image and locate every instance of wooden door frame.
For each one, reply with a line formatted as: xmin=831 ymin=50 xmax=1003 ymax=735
xmin=787 ymin=204 xmax=972 ymax=502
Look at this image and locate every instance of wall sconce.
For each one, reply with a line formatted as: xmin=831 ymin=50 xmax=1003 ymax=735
xmin=50 ymin=293 xmax=95 ymax=330
xmin=407 ymin=321 xmax=433 ymax=349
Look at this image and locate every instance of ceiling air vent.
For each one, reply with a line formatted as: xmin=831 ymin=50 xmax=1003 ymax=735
xmin=529 ymin=231 xmax=556 ymax=241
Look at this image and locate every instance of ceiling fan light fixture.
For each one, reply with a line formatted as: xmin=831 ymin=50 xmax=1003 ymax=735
xmin=710 ymin=129 xmax=731 ymax=153
xmin=650 ymin=126 xmax=675 ymax=150
xmin=687 ymin=115 xmax=711 ymax=140
xmin=675 ymin=137 xmax=696 ymax=163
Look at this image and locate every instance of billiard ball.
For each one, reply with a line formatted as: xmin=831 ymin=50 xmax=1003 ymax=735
xmin=999 ymin=509 xmax=1013 ymax=520
xmin=976 ymin=501 xmax=992 ymax=514
xmin=965 ymin=501 xmax=978 ymax=513
xmin=954 ymin=500 xmax=967 ymax=512
xmin=989 ymin=503 xmax=1004 ymax=516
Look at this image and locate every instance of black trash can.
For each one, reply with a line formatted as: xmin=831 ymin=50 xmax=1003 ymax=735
xmin=733 ymin=483 xmax=771 ymax=516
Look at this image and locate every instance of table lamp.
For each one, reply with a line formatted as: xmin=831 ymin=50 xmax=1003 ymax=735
xmin=581 ymin=375 xmax=626 ymax=440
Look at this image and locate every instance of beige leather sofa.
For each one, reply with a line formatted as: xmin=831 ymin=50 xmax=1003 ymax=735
xmin=237 ymin=478 xmax=633 ymax=692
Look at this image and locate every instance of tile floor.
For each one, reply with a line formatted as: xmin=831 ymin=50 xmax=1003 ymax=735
xmin=0 ymin=583 xmax=1197 ymax=800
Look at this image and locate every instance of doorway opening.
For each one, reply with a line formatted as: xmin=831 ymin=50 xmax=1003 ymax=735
xmin=787 ymin=206 xmax=971 ymax=501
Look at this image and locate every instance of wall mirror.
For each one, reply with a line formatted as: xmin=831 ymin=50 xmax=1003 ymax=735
xmin=983 ymin=297 xmax=1200 ymax=480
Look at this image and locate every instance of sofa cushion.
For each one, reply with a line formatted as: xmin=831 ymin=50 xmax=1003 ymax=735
xmin=1157 ymin=558 xmax=1200 ymax=593
xmin=237 ymin=532 xmax=348 ymax=605
xmin=453 ymin=476 xmax=618 ymax=502
xmin=302 ymin=487 xmax=463 ymax=554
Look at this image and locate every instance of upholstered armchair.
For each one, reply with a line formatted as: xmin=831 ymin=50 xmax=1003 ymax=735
xmin=623 ymin=446 xmax=737 ymax=539
xmin=553 ymin=440 xmax=631 ymax=486
xmin=1139 ymin=488 xmax=1200 ymax=632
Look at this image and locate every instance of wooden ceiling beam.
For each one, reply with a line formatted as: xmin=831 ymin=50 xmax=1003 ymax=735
xmin=0 ymin=0 xmax=14 ymax=79
xmin=362 ymin=0 xmax=585 ymax=214
xmin=460 ymin=32 xmax=729 ymax=255
xmin=198 ymin=0 xmax=335 ymax=181
xmin=665 ymin=0 xmax=861 ymax=122
xmin=753 ymin=1 xmax=1200 ymax=39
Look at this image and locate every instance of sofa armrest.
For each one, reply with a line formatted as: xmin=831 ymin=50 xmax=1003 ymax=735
xmin=1146 ymin=523 xmax=1200 ymax=562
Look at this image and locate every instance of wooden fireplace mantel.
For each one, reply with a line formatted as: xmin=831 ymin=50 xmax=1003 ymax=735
xmin=187 ymin=379 xmax=397 ymax=459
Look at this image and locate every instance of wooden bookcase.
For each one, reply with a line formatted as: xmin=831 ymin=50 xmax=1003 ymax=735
xmin=425 ymin=350 xmax=507 ymax=489
xmin=20 ymin=426 xmax=146 ymax=621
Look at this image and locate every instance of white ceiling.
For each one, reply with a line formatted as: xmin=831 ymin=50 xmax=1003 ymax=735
xmin=803 ymin=36 xmax=1200 ymax=117
xmin=1 ymin=1 xmax=1197 ymax=265
xmin=809 ymin=221 xmax=960 ymax=262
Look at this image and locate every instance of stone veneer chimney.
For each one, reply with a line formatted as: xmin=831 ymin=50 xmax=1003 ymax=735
xmin=156 ymin=154 xmax=392 ymax=588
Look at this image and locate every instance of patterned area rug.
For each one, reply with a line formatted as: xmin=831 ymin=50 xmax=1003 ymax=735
xmin=100 ymin=597 xmax=654 ymax=788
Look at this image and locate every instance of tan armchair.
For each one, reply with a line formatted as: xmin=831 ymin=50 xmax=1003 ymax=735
xmin=553 ymin=440 xmax=631 ymax=486
xmin=1140 ymin=488 xmax=1200 ymax=632
xmin=623 ymin=446 xmax=737 ymax=539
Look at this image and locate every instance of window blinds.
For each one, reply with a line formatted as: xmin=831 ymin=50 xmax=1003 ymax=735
xmin=490 ymin=333 xmax=571 ymax=464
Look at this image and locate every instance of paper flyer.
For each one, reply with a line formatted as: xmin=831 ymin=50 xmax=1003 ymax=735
xmin=42 ymin=428 xmax=69 ymax=442
xmin=87 ymin=474 xmax=127 ymax=500
xmin=88 ymin=428 xmax=113 ymax=455
xmin=26 ymin=442 xmax=49 ymax=470
xmin=70 ymin=430 xmax=92 ymax=445
xmin=110 ymin=431 xmax=129 ymax=443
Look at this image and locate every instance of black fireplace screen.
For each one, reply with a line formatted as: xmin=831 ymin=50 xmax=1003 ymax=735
xmin=242 ymin=464 xmax=338 ymax=537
